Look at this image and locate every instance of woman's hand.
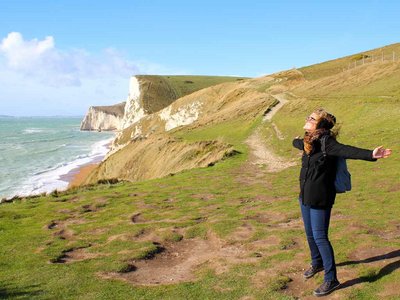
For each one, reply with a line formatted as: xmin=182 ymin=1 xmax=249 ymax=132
xmin=372 ymin=146 xmax=392 ymax=159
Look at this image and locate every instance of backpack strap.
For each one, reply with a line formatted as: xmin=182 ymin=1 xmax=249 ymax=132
xmin=320 ymin=135 xmax=329 ymax=157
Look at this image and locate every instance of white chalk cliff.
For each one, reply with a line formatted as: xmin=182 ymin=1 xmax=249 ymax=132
xmin=81 ymin=76 xmax=155 ymax=133
xmin=80 ymin=102 xmax=125 ymax=131
xmin=121 ymin=76 xmax=146 ymax=129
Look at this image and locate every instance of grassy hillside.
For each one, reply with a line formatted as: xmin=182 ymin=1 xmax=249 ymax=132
xmin=1 ymin=47 xmax=399 ymax=299
xmin=299 ymin=42 xmax=400 ymax=80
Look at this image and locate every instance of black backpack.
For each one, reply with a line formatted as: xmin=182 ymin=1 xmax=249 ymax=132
xmin=320 ymin=135 xmax=352 ymax=193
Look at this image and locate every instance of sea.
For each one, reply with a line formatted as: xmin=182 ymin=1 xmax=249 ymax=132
xmin=0 ymin=116 xmax=115 ymax=199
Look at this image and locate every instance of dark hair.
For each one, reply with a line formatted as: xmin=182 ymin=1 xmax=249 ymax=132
xmin=317 ymin=112 xmax=336 ymax=130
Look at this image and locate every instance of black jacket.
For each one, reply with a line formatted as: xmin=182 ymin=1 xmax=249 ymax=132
xmin=293 ymin=135 xmax=376 ymax=208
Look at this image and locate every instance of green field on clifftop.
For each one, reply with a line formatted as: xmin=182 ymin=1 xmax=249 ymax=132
xmin=163 ymin=75 xmax=248 ymax=98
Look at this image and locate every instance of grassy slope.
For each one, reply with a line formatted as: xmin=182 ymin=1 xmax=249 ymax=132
xmin=137 ymin=75 xmax=248 ymax=114
xmin=163 ymin=75 xmax=248 ymax=98
xmin=299 ymin=43 xmax=400 ymax=80
xmin=1 ymin=51 xmax=400 ymax=299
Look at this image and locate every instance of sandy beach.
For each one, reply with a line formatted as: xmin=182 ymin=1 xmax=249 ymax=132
xmin=64 ymin=163 xmax=98 ymax=188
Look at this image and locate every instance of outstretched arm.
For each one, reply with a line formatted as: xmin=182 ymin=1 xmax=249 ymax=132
xmin=325 ymin=137 xmax=377 ymax=161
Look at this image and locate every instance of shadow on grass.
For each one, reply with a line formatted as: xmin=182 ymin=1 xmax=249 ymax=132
xmin=337 ymin=249 xmax=400 ymax=267
xmin=0 ymin=282 xmax=43 ymax=299
xmin=338 ymin=259 xmax=400 ymax=289
xmin=337 ymin=249 xmax=400 ymax=290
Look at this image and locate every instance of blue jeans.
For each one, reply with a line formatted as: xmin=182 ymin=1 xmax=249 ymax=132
xmin=299 ymin=200 xmax=337 ymax=281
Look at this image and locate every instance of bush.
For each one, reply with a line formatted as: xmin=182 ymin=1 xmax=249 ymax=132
xmin=97 ymin=178 xmax=120 ymax=185
xmin=352 ymin=53 xmax=370 ymax=61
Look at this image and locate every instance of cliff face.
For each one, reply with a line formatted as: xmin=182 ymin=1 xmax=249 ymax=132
xmin=120 ymin=76 xmax=183 ymax=129
xmin=120 ymin=76 xmax=144 ymax=129
xmin=80 ymin=102 xmax=125 ymax=131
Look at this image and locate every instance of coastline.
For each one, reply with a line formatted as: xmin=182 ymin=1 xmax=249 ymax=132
xmin=61 ymin=140 xmax=113 ymax=189
xmin=0 ymin=116 xmax=116 ymax=200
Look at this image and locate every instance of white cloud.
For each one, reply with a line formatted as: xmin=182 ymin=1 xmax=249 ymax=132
xmin=0 ymin=32 xmax=140 ymax=87
xmin=0 ymin=32 xmax=54 ymax=69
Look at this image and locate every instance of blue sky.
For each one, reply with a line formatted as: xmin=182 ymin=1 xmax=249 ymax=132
xmin=0 ymin=0 xmax=399 ymax=116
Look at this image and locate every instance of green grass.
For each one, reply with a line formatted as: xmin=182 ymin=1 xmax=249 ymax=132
xmin=163 ymin=75 xmax=248 ymax=98
xmin=171 ymin=114 xmax=263 ymax=153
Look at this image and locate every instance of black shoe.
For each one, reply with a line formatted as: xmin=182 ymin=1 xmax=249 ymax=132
xmin=303 ymin=265 xmax=324 ymax=279
xmin=313 ymin=279 xmax=340 ymax=297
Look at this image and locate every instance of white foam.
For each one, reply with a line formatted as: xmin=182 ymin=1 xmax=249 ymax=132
xmin=23 ymin=128 xmax=45 ymax=134
xmin=10 ymin=137 xmax=113 ymax=198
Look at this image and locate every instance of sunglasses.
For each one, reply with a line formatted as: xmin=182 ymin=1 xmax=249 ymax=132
xmin=305 ymin=116 xmax=317 ymax=122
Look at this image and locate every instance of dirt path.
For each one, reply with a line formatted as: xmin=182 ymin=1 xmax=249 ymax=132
xmin=245 ymin=130 xmax=296 ymax=172
xmin=244 ymin=93 xmax=296 ymax=172
xmin=262 ymin=93 xmax=288 ymax=122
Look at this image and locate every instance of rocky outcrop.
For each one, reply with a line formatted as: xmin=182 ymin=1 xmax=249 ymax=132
xmin=80 ymin=102 xmax=125 ymax=131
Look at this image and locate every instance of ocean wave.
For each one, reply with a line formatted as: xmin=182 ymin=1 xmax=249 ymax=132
xmin=30 ymin=144 xmax=68 ymax=156
xmin=0 ymin=142 xmax=26 ymax=149
xmin=20 ymin=135 xmax=75 ymax=144
xmin=33 ymin=161 xmax=69 ymax=175
xmin=10 ymin=137 xmax=114 ymax=198
xmin=22 ymin=128 xmax=46 ymax=134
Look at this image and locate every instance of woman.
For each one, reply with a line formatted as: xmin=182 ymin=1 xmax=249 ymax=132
xmin=292 ymin=108 xmax=392 ymax=297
